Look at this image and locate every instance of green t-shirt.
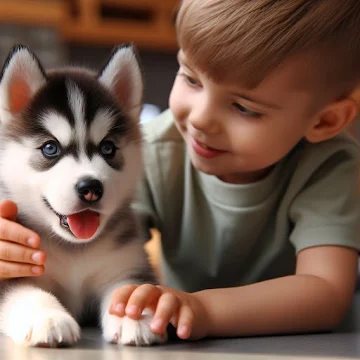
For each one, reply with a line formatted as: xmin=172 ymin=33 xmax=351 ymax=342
xmin=133 ymin=109 xmax=360 ymax=292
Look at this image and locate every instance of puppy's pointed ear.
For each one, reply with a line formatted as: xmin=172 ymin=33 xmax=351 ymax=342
xmin=0 ymin=45 xmax=47 ymax=123
xmin=98 ymin=45 xmax=143 ymax=121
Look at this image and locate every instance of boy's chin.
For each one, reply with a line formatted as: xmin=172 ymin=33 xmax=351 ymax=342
xmin=189 ymin=152 xmax=238 ymax=180
xmin=188 ymin=151 xmax=273 ymax=184
xmin=189 ymin=155 xmax=219 ymax=175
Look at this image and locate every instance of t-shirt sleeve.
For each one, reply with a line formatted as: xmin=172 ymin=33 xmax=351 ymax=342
xmin=131 ymin=135 xmax=161 ymax=242
xmin=289 ymin=144 xmax=360 ymax=253
xmin=132 ymin=174 xmax=157 ymax=242
xmin=131 ymin=109 xmax=183 ymax=243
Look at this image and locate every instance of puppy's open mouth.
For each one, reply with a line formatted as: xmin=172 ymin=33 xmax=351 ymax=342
xmin=43 ymin=199 xmax=100 ymax=240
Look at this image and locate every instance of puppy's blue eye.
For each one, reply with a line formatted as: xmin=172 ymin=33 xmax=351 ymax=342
xmin=100 ymin=140 xmax=116 ymax=158
xmin=41 ymin=141 xmax=61 ymax=158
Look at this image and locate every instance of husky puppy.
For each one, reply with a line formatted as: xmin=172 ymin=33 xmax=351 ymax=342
xmin=0 ymin=45 xmax=164 ymax=347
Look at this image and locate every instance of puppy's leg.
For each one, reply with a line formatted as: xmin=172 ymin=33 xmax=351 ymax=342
xmin=101 ymin=282 xmax=167 ymax=346
xmin=0 ymin=285 xmax=80 ymax=347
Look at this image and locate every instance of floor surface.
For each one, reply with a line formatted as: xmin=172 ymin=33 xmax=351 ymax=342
xmin=1 ymin=292 xmax=360 ymax=360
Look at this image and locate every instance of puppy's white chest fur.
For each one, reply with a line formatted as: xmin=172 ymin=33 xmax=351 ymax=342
xmin=33 ymin=239 xmax=147 ymax=317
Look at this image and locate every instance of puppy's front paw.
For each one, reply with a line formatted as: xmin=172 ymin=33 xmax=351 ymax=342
xmin=121 ymin=311 xmax=167 ymax=346
xmin=102 ymin=310 xmax=166 ymax=346
xmin=102 ymin=311 xmax=124 ymax=344
xmin=9 ymin=308 xmax=80 ymax=347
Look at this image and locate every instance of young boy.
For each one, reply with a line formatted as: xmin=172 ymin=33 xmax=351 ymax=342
xmin=1 ymin=0 xmax=360 ymax=342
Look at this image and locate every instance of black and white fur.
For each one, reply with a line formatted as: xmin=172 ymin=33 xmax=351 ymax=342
xmin=0 ymin=45 xmax=164 ymax=346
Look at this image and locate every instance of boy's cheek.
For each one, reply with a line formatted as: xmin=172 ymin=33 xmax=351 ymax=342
xmin=168 ymin=82 xmax=180 ymax=110
xmin=169 ymin=90 xmax=184 ymax=122
xmin=169 ymin=75 xmax=188 ymax=110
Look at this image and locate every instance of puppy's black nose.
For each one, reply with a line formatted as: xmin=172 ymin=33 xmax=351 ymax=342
xmin=76 ymin=178 xmax=103 ymax=203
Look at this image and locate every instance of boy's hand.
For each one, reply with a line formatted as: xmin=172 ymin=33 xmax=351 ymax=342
xmin=0 ymin=200 xmax=45 ymax=279
xmin=109 ymin=284 xmax=210 ymax=340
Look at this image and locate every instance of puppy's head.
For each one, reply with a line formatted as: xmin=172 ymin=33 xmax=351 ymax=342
xmin=0 ymin=45 xmax=143 ymax=243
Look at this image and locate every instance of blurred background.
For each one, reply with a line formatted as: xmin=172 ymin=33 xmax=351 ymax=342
xmin=0 ymin=0 xmax=180 ymax=116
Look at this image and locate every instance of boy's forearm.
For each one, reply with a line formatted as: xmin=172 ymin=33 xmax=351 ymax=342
xmin=194 ymin=274 xmax=351 ymax=337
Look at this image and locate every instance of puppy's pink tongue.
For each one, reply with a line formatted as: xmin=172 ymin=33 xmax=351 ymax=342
xmin=67 ymin=211 xmax=99 ymax=239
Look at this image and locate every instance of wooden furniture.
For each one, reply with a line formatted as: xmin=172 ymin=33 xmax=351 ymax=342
xmin=62 ymin=0 xmax=179 ymax=50
xmin=0 ymin=0 xmax=179 ymax=51
xmin=0 ymin=0 xmax=66 ymax=27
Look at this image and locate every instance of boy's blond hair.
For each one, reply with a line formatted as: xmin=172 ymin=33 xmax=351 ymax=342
xmin=176 ymin=0 xmax=360 ymax=99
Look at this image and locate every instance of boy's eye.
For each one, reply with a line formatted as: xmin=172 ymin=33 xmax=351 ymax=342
xmin=185 ymin=75 xmax=199 ymax=86
xmin=233 ymin=103 xmax=261 ymax=118
xmin=41 ymin=141 xmax=61 ymax=159
xmin=178 ymin=71 xmax=200 ymax=87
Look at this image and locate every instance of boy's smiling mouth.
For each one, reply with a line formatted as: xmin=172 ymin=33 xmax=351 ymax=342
xmin=191 ymin=137 xmax=227 ymax=158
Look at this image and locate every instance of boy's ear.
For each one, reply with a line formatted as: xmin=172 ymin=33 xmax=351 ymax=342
xmin=98 ymin=44 xmax=143 ymax=121
xmin=305 ymin=97 xmax=359 ymax=143
xmin=0 ymin=45 xmax=47 ymax=123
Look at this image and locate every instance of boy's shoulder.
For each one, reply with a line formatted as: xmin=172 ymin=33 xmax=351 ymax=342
xmin=287 ymin=130 xmax=360 ymax=191
xmin=140 ymin=109 xmax=185 ymax=171
xmin=141 ymin=109 xmax=182 ymax=144
xmin=286 ymin=130 xmax=360 ymax=254
xmin=300 ymin=130 xmax=360 ymax=166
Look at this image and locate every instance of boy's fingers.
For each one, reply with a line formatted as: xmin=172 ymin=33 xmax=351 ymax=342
xmin=150 ymin=293 xmax=181 ymax=335
xmin=125 ymin=284 xmax=163 ymax=319
xmin=0 ymin=241 xmax=46 ymax=265
xmin=110 ymin=284 xmax=139 ymax=316
xmin=0 ymin=260 xmax=44 ymax=279
xmin=176 ymin=305 xmax=194 ymax=339
xmin=0 ymin=200 xmax=18 ymax=222
xmin=0 ymin=217 xmax=40 ymax=248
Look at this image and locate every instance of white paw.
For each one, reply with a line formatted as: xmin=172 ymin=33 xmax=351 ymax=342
xmin=9 ymin=308 xmax=80 ymax=347
xmin=102 ymin=310 xmax=167 ymax=346
xmin=102 ymin=312 xmax=124 ymax=344
xmin=120 ymin=312 xmax=167 ymax=346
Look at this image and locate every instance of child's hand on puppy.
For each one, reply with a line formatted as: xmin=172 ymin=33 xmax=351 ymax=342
xmin=0 ymin=200 xmax=45 ymax=279
xmin=109 ymin=283 xmax=210 ymax=340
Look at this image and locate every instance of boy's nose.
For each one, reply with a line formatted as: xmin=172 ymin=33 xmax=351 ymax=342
xmin=188 ymin=102 xmax=220 ymax=134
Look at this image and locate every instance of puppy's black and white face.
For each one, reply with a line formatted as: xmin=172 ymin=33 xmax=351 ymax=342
xmin=0 ymin=45 xmax=143 ymax=243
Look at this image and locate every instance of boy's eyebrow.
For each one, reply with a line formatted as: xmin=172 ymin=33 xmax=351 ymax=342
xmin=178 ymin=51 xmax=281 ymax=110
xmin=230 ymin=92 xmax=282 ymax=110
